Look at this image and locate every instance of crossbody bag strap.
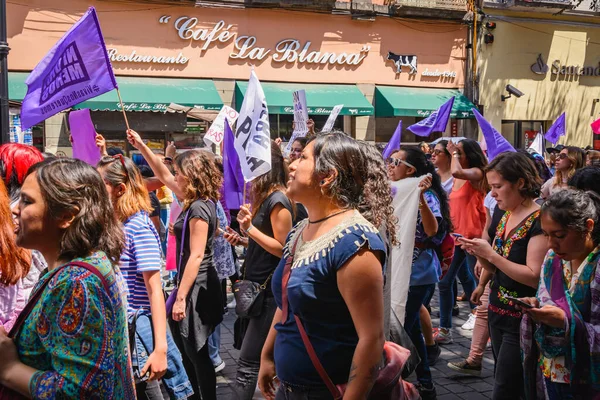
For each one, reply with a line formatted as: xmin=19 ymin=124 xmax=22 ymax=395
xmin=176 ymin=208 xmax=193 ymax=286
xmin=9 ymin=261 xmax=111 ymax=338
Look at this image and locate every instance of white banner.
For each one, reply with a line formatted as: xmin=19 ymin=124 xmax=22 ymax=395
xmin=284 ymin=90 xmax=309 ymax=156
xmin=321 ymin=104 xmax=343 ymax=133
xmin=204 ymin=105 xmax=239 ymax=146
xmin=235 ymin=70 xmax=272 ymax=182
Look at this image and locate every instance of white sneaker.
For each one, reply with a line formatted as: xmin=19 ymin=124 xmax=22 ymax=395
xmin=214 ymin=360 xmax=226 ymax=373
xmin=461 ymin=313 xmax=477 ymax=330
xmin=227 ymin=299 xmax=237 ymax=309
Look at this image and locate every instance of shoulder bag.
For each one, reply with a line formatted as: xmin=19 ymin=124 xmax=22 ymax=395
xmin=0 ymin=262 xmax=111 ymax=400
xmin=165 ymin=207 xmax=191 ymax=316
xmin=280 ymin=228 xmax=411 ymax=400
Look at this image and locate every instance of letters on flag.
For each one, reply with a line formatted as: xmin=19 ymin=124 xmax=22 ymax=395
xmin=321 ymin=104 xmax=344 ymax=133
xmin=407 ymin=97 xmax=454 ymax=137
xmin=21 ymin=7 xmax=117 ymax=130
xmin=285 ymin=90 xmax=309 ymax=156
xmin=235 ymin=70 xmax=272 ymax=182
xmin=204 ymin=106 xmax=239 ymax=146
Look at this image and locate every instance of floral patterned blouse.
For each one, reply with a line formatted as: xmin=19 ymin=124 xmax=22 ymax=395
xmin=14 ymin=252 xmax=136 ymax=399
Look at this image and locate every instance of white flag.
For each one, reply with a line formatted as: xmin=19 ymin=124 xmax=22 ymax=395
xmin=528 ymin=132 xmax=544 ymax=156
xmin=204 ymin=106 xmax=239 ymax=146
xmin=235 ymin=70 xmax=272 ymax=182
xmin=321 ymin=104 xmax=344 ymax=133
xmin=284 ymin=90 xmax=309 ymax=156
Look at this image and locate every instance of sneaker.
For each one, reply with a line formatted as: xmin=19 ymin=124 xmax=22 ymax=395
xmin=433 ymin=328 xmax=453 ymax=344
xmin=452 ymin=303 xmax=460 ymax=316
xmin=461 ymin=313 xmax=477 ymax=330
xmin=447 ymin=359 xmax=482 ymax=376
xmin=487 ymin=338 xmax=492 ymax=350
xmin=415 ymin=383 xmax=437 ymax=400
xmin=426 ymin=343 xmax=441 ymax=366
xmin=214 ymin=360 xmax=226 ymax=373
xmin=227 ymin=299 xmax=237 ymax=309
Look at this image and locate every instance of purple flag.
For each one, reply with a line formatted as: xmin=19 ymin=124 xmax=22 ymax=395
xmin=383 ymin=121 xmax=402 ymax=159
xmin=545 ymin=113 xmax=566 ymax=145
xmin=69 ymin=109 xmax=101 ymax=166
xmin=472 ymin=108 xmax=515 ymax=160
xmin=408 ymin=97 xmax=455 ymax=137
xmin=21 ymin=7 xmax=117 ymax=130
xmin=223 ymin=118 xmax=245 ymax=210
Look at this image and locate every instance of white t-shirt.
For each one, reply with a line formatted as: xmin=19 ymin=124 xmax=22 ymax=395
xmin=484 ymin=192 xmax=498 ymax=220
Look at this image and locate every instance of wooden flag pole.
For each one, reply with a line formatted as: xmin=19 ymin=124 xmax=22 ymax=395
xmin=242 ymin=182 xmax=247 ymax=206
xmin=116 ymin=88 xmax=131 ymax=132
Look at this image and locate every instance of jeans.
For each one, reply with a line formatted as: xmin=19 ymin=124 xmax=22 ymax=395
xmin=130 ymin=311 xmax=194 ymax=400
xmin=136 ymin=380 xmax=166 ymax=400
xmin=233 ymin=296 xmax=277 ymax=400
xmin=439 ymin=246 xmax=477 ymax=328
xmin=208 ymin=324 xmax=223 ymax=366
xmin=275 ymin=382 xmax=332 ymax=400
xmin=160 ymin=207 xmax=169 ymax=256
xmin=545 ymin=378 xmax=574 ymax=400
xmin=404 ymin=284 xmax=436 ymax=387
xmin=489 ymin=322 xmax=524 ymax=400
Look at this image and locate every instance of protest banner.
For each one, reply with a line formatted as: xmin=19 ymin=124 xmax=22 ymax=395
xmin=69 ymin=109 xmax=102 ymax=166
xmin=204 ymin=105 xmax=239 ymax=146
xmin=321 ymin=104 xmax=343 ymax=133
xmin=407 ymin=97 xmax=454 ymax=137
xmin=284 ymin=89 xmax=308 ymax=156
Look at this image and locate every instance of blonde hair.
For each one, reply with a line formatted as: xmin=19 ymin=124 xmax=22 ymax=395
xmin=555 ymin=146 xmax=585 ymax=187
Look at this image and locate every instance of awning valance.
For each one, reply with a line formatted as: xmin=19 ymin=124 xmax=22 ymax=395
xmin=375 ymin=86 xmax=476 ymax=118
xmin=235 ymin=81 xmax=374 ymax=116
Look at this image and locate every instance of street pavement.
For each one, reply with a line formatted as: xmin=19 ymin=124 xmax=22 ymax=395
xmin=214 ymin=288 xmax=496 ymax=400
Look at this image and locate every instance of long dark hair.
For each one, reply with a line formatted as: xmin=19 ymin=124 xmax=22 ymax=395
xmin=398 ymin=147 xmax=453 ymax=233
xmin=460 ymin=139 xmax=488 ymax=192
xmin=251 ymin=141 xmax=292 ymax=217
xmin=568 ymin=166 xmax=600 ymax=196
xmin=542 ymin=189 xmax=600 ymax=247
xmin=26 ymin=158 xmax=124 ymax=265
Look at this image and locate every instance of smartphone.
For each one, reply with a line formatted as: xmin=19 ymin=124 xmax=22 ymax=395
xmin=504 ymin=296 xmax=535 ymax=309
xmin=451 ymin=233 xmax=464 ymax=239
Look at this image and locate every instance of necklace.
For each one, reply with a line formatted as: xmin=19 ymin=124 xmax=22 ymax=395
xmin=308 ymin=209 xmax=349 ymax=224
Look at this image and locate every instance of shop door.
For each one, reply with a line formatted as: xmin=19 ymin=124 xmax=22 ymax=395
xmin=501 ymin=120 xmax=545 ymax=149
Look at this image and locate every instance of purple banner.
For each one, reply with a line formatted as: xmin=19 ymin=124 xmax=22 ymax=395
xmin=407 ymin=97 xmax=454 ymax=137
xmin=383 ymin=121 xmax=402 ymax=159
xmin=69 ymin=109 xmax=101 ymax=166
xmin=21 ymin=7 xmax=117 ymax=130
xmin=545 ymin=112 xmax=566 ymax=145
xmin=223 ymin=119 xmax=245 ymax=210
xmin=472 ymin=108 xmax=515 ymax=160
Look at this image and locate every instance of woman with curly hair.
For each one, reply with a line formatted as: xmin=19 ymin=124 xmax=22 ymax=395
xmin=0 ymin=179 xmax=30 ymax=331
xmin=0 ymin=158 xmax=135 ymax=399
xmin=540 ymin=146 xmax=585 ymax=199
xmin=223 ymin=143 xmax=295 ymax=400
xmin=127 ymin=129 xmax=223 ymax=400
xmin=258 ymin=133 xmax=398 ymax=400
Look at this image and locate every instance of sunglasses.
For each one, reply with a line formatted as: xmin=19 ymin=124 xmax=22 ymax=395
xmin=387 ymin=157 xmax=416 ymax=169
xmin=432 ymin=149 xmax=447 ymax=156
xmin=558 ymin=153 xmax=568 ymax=160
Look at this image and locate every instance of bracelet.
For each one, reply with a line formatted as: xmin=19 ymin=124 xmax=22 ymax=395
xmin=164 ymin=156 xmax=173 ymax=163
xmin=245 ymin=224 xmax=255 ymax=234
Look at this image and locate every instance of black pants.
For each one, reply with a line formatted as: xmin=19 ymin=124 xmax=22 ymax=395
xmin=489 ymin=322 xmax=524 ymax=400
xmin=233 ymin=296 xmax=277 ymax=400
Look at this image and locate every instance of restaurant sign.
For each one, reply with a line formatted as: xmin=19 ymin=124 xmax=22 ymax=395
xmin=158 ymin=15 xmax=370 ymax=67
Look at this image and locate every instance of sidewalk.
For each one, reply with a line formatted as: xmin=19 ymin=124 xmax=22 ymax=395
xmin=214 ymin=289 xmax=495 ymax=399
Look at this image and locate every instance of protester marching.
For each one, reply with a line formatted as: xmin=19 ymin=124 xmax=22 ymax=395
xmin=3 ymin=5 xmax=600 ymax=400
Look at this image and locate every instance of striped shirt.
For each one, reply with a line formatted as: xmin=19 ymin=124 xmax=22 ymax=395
xmin=120 ymin=211 xmax=162 ymax=313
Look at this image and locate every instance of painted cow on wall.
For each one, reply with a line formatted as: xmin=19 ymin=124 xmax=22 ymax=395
xmin=387 ymin=52 xmax=418 ymax=75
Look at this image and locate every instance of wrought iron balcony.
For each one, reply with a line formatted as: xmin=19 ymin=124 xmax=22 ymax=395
xmin=483 ymin=0 xmax=574 ymax=11
xmin=390 ymin=0 xmax=468 ymax=10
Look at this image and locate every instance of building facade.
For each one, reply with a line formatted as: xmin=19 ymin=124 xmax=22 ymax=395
xmin=7 ymin=0 xmax=474 ymax=153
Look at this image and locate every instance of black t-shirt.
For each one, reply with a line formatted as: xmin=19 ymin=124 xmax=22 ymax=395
xmin=173 ymin=199 xmax=216 ymax=282
xmin=488 ymin=206 xmax=542 ymax=333
xmin=295 ymin=203 xmax=309 ymax=225
xmin=149 ymin=192 xmax=161 ymax=218
xmin=243 ymin=191 xmax=293 ymax=295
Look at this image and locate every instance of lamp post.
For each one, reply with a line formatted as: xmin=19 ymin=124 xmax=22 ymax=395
xmin=0 ymin=0 xmax=10 ymax=145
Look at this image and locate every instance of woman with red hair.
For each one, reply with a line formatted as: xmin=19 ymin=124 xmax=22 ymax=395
xmin=0 ymin=179 xmax=30 ymax=331
xmin=0 ymin=143 xmax=45 ymax=299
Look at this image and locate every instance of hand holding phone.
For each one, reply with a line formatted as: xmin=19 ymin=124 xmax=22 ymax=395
xmin=505 ymin=296 xmax=536 ymax=309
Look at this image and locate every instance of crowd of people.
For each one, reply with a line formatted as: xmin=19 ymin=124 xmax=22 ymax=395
xmin=0 ymin=128 xmax=599 ymax=400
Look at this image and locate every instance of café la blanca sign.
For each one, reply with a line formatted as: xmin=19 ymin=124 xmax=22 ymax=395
xmin=156 ymin=15 xmax=371 ymax=67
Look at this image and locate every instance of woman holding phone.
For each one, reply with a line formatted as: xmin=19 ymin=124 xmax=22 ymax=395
xmin=457 ymin=152 xmax=548 ymax=400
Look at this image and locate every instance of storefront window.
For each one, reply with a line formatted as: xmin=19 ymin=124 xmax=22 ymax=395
xmin=502 ymin=120 xmax=546 ymax=149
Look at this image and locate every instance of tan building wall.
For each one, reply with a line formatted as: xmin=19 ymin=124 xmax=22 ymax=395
xmin=478 ymin=16 xmax=600 ymax=148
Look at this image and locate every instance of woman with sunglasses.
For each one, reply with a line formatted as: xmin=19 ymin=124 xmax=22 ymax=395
xmin=387 ymin=146 xmax=452 ymax=399
xmin=0 ymin=158 xmax=136 ymax=399
xmin=127 ymin=129 xmax=223 ymax=400
xmin=540 ymin=146 xmax=585 ymax=199
xmin=96 ymin=154 xmax=182 ymax=399
xmin=431 ymin=140 xmax=454 ymax=195
xmin=520 ymin=189 xmax=600 ymax=399
xmin=435 ymin=139 xmax=488 ymax=344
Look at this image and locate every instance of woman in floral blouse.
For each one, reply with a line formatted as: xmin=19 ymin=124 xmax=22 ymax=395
xmin=0 ymin=158 xmax=135 ymax=399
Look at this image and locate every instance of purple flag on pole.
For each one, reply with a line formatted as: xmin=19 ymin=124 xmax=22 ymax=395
xmin=21 ymin=7 xmax=117 ymax=130
xmin=69 ymin=109 xmax=101 ymax=166
xmin=472 ymin=108 xmax=515 ymax=160
xmin=544 ymin=113 xmax=566 ymax=145
xmin=383 ymin=121 xmax=402 ymax=159
xmin=223 ymin=118 xmax=245 ymax=210
xmin=407 ymin=97 xmax=455 ymax=137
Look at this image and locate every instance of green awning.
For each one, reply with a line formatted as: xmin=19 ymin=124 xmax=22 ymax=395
xmin=235 ymin=82 xmax=373 ymax=116
xmin=8 ymin=72 xmax=224 ymax=112
xmin=375 ymin=86 xmax=476 ymax=118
